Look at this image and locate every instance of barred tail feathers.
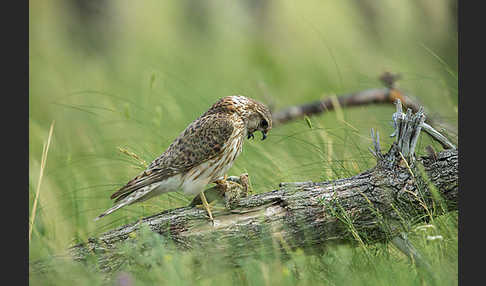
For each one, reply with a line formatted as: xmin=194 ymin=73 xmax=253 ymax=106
xmin=94 ymin=174 xmax=182 ymax=221
xmin=94 ymin=203 xmax=128 ymax=221
xmin=94 ymin=184 xmax=158 ymax=221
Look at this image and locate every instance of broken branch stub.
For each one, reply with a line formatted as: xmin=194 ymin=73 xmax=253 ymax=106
xmin=390 ymin=99 xmax=455 ymax=155
xmin=388 ymin=99 xmax=426 ymax=162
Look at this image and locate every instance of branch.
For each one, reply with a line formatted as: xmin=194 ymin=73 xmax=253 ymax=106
xmin=271 ymin=72 xmax=457 ymax=146
xmin=51 ymin=102 xmax=458 ymax=273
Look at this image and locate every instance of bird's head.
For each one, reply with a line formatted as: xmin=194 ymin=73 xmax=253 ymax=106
xmin=206 ymin=95 xmax=272 ymax=140
xmin=244 ymin=98 xmax=272 ymax=141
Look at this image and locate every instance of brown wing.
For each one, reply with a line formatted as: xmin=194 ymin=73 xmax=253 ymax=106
xmin=110 ymin=113 xmax=235 ymax=202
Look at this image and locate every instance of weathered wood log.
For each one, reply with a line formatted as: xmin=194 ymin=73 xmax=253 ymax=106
xmin=61 ymin=101 xmax=457 ymax=273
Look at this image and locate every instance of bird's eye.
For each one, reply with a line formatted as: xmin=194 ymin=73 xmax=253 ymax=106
xmin=260 ymin=119 xmax=268 ymax=128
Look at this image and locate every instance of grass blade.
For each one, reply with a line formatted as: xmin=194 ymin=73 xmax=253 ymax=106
xmin=29 ymin=121 xmax=55 ymax=243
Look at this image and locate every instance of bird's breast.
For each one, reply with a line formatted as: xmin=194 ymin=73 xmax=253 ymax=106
xmin=181 ymin=128 xmax=244 ymax=196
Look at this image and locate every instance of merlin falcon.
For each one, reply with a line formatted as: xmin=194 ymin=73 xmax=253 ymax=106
xmin=95 ymin=95 xmax=272 ymax=221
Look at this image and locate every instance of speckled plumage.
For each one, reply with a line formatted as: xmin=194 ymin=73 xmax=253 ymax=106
xmin=95 ymin=95 xmax=272 ymax=220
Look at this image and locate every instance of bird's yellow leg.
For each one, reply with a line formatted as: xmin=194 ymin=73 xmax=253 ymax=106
xmin=199 ymin=191 xmax=214 ymax=221
xmin=195 ymin=202 xmax=225 ymax=210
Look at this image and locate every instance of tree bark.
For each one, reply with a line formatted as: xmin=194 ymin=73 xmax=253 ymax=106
xmin=62 ymin=102 xmax=457 ymax=273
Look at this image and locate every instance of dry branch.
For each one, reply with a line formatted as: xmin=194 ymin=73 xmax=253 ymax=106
xmin=271 ymin=72 xmax=457 ymax=147
xmin=57 ymin=102 xmax=458 ymax=273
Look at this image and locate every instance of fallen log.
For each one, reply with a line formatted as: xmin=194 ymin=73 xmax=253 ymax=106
xmin=61 ymin=100 xmax=457 ymax=273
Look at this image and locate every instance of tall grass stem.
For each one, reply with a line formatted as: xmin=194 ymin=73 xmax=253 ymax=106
xmin=29 ymin=121 xmax=55 ymax=243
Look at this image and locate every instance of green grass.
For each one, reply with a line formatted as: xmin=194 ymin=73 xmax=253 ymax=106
xmin=29 ymin=1 xmax=457 ymax=285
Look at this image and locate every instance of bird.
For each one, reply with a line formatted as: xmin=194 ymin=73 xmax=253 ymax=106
xmin=95 ymin=95 xmax=272 ymax=221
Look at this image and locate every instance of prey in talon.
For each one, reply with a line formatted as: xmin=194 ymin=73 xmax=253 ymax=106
xmin=190 ymin=173 xmax=251 ymax=211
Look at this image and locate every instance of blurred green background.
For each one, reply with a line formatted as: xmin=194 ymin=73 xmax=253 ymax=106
xmin=29 ymin=0 xmax=457 ymax=285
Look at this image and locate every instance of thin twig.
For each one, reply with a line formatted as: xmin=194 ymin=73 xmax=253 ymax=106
xmin=421 ymin=123 xmax=456 ymax=150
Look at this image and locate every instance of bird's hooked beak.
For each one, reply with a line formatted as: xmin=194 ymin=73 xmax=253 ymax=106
xmin=248 ymin=130 xmax=268 ymax=140
xmin=261 ymin=130 xmax=268 ymax=141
